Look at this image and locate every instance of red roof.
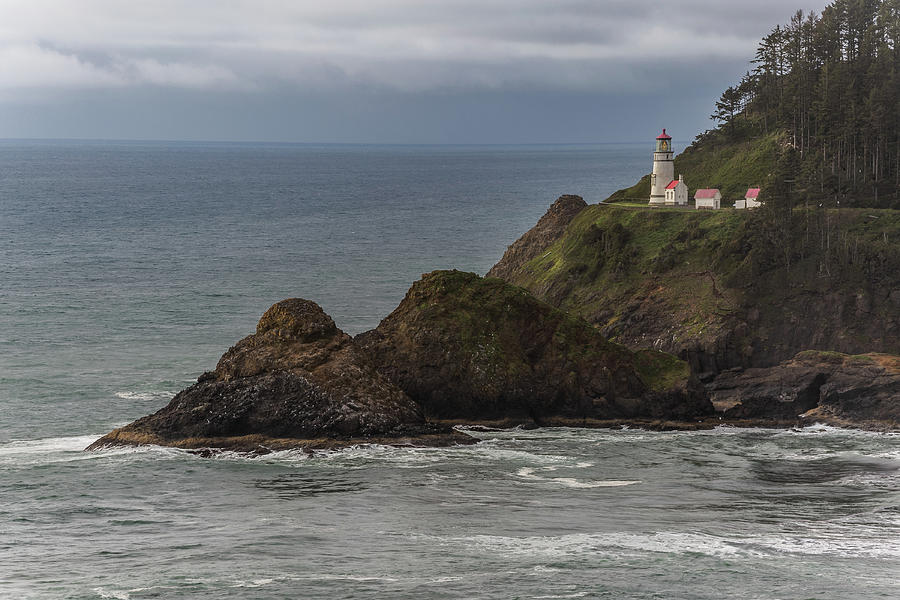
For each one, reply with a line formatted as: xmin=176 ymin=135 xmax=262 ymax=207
xmin=695 ymin=188 xmax=720 ymax=199
xmin=665 ymin=180 xmax=679 ymax=189
xmin=746 ymin=188 xmax=760 ymax=199
xmin=656 ymin=128 xmax=672 ymax=140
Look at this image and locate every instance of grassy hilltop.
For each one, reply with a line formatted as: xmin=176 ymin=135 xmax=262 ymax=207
xmin=612 ymin=0 xmax=900 ymax=210
xmin=606 ymin=132 xmax=784 ymax=206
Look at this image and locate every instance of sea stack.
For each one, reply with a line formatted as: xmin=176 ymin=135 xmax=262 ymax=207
xmin=87 ymin=298 xmax=474 ymax=452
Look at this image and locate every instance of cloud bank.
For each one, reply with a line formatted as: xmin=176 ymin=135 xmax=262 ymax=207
xmin=0 ymin=0 xmax=832 ymax=142
xmin=0 ymin=0 xmax=821 ymax=93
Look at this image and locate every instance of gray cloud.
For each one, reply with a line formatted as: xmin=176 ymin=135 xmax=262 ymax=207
xmin=0 ymin=0 xmax=828 ymax=93
xmin=0 ymin=0 xmax=832 ymax=142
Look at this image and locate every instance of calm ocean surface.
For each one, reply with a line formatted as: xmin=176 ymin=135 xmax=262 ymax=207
xmin=1 ymin=141 xmax=898 ymax=599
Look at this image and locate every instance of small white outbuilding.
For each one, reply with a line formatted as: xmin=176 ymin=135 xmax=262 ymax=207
xmin=694 ymin=188 xmax=721 ymax=209
xmin=738 ymin=187 xmax=762 ymax=209
xmin=664 ymin=175 xmax=689 ymax=206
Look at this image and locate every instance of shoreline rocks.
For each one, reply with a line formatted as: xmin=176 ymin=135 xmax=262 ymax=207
xmin=88 ymin=276 xmax=897 ymax=454
xmin=707 ymin=350 xmax=900 ymax=429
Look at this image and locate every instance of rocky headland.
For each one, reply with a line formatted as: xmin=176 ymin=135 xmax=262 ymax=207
xmin=709 ymin=351 xmax=900 ymax=429
xmin=487 ymin=195 xmax=899 ymax=430
xmin=90 ymin=189 xmax=898 ymax=451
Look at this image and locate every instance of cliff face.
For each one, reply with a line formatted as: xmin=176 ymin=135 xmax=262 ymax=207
xmin=356 ymin=270 xmax=711 ymax=424
xmin=488 ymin=201 xmax=900 ymax=376
xmin=709 ymin=351 xmax=900 ymax=428
xmin=487 ymin=194 xmax=587 ymax=281
xmin=88 ymin=298 xmax=472 ymax=452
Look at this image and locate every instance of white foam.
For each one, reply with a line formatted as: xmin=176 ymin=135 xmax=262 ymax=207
xmin=745 ymin=532 xmax=900 ymax=558
xmin=0 ymin=434 xmax=100 ymax=456
xmin=516 ymin=467 xmax=639 ymax=489
xmin=449 ymin=527 xmax=900 ymax=560
xmin=93 ymin=589 xmax=131 ymax=600
xmin=114 ymin=390 xmax=176 ymax=402
xmin=230 ymin=578 xmax=276 ymax=588
xmin=454 ymin=531 xmax=755 ymax=559
xmin=0 ymin=434 xmax=193 ymax=467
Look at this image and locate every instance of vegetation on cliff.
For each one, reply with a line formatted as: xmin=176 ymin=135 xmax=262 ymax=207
xmin=489 ymin=200 xmax=900 ymax=375
xmin=708 ymin=0 xmax=899 ymax=207
xmin=523 ymin=1 xmax=900 ymax=378
xmin=609 ymin=0 xmax=899 ymax=209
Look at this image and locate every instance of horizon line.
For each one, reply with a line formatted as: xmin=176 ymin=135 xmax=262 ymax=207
xmin=0 ymin=136 xmax=681 ymax=147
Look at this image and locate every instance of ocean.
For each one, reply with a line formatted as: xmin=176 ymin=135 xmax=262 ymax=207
xmin=1 ymin=141 xmax=898 ymax=599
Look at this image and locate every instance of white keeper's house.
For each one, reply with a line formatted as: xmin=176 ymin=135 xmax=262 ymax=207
xmin=665 ymin=175 xmax=689 ymax=206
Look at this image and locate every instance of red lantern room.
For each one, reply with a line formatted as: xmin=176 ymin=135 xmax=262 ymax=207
xmin=656 ymin=128 xmax=672 ymax=152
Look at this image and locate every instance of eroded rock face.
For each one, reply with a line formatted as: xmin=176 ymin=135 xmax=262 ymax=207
xmin=88 ymin=299 xmax=472 ymax=451
xmin=487 ymin=194 xmax=587 ymax=281
xmin=356 ymin=270 xmax=712 ymax=424
xmin=708 ymin=351 xmax=900 ymax=427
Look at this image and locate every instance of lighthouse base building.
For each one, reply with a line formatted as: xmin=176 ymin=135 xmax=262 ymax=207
xmin=665 ymin=175 xmax=688 ymax=206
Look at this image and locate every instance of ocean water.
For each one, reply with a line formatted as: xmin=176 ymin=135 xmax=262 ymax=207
xmin=1 ymin=141 xmax=898 ymax=599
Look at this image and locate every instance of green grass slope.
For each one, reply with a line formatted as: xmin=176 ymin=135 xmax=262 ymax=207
xmin=493 ymin=202 xmax=900 ymax=374
xmin=606 ymin=132 xmax=783 ymax=206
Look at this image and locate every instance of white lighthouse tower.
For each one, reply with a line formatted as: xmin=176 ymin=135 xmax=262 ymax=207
xmin=649 ymin=129 xmax=674 ymax=206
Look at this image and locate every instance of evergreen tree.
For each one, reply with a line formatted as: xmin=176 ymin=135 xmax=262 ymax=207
xmin=714 ymin=0 xmax=899 ymax=207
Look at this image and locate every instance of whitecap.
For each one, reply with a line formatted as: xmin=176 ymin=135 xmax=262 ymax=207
xmin=93 ymin=588 xmax=131 ymax=600
xmin=453 ymin=531 xmax=755 ymax=559
xmin=114 ymin=390 xmax=176 ymax=402
xmin=516 ymin=466 xmax=639 ymax=489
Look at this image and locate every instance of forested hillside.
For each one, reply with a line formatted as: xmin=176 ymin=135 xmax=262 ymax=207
xmin=707 ymin=0 xmax=899 ymax=207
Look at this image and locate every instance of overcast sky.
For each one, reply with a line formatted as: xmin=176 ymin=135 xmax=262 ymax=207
xmin=0 ymin=0 xmax=831 ymax=144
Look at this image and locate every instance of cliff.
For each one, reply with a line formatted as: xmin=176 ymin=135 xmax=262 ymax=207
xmin=489 ymin=197 xmax=900 ymax=377
xmin=356 ymin=270 xmax=711 ymax=426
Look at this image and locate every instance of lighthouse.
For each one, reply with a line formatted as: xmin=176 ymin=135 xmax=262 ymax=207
xmin=649 ymin=129 xmax=674 ymax=205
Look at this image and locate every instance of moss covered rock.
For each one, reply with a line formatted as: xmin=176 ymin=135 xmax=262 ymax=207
xmin=356 ymin=270 xmax=711 ymax=424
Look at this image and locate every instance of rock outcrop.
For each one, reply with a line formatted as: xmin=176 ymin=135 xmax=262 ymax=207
xmin=88 ymin=299 xmax=473 ymax=452
xmin=708 ymin=351 xmax=900 ymax=428
xmin=487 ymin=194 xmax=587 ymax=281
xmin=356 ymin=270 xmax=712 ymax=425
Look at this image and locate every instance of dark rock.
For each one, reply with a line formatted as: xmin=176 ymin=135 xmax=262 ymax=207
xmin=88 ymin=298 xmax=474 ymax=452
xmin=708 ymin=350 xmax=899 ymax=428
xmin=356 ymin=270 xmax=712 ymax=424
